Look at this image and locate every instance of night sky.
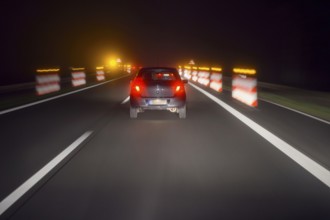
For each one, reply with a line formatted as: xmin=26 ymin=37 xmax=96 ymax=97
xmin=1 ymin=0 xmax=329 ymax=89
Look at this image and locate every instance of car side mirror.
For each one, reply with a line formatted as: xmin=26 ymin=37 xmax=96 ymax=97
xmin=182 ymin=79 xmax=188 ymax=84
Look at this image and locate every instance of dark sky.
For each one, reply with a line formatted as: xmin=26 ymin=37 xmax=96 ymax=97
xmin=1 ymin=0 xmax=329 ymax=88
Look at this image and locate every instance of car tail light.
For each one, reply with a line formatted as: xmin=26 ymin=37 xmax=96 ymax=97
xmin=131 ymin=78 xmax=144 ymax=96
xmin=174 ymin=82 xmax=184 ymax=95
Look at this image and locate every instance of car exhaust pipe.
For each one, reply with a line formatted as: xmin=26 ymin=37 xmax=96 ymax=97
xmin=167 ymin=108 xmax=177 ymax=113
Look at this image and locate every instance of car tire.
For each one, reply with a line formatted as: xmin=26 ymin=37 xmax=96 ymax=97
xmin=130 ymin=106 xmax=138 ymax=118
xmin=178 ymin=105 xmax=186 ymax=119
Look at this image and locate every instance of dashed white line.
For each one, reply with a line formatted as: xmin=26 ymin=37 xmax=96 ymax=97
xmin=121 ymin=96 xmax=130 ymax=104
xmin=189 ymin=82 xmax=330 ymax=188
xmin=0 ymin=131 xmax=93 ymax=216
xmin=0 ymin=74 xmax=130 ymax=116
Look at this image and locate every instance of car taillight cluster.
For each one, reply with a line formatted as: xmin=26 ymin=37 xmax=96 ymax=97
xmin=134 ymin=85 xmax=141 ymax=92
xmin=174 ymin=82 xmax=185 ymax=95
xmin=131 ymin=79 xmax=144 ymax=96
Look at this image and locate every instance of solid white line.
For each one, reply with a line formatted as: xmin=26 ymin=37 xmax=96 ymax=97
xmin=259 ymin=98 xmax=330 ymax=125
xmin=189 ymin=82 xmax=330 ymax=188
xmin=0 ymin=131 xmax=93 ymax=216
xmin=222 ymin=85 xmax=329 ymax=125
xmin=0 ymin=74 xmax=130 ymax=116
xmin=121 ymin=96 xmax=130 ymax=104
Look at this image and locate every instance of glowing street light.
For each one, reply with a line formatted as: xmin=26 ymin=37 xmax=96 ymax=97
xmin=109 ymin=59 xmax=117 ymax=68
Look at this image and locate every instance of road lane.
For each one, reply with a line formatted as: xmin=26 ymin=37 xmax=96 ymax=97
xmin=189 ymin=82 xmax=330 ymax=187
xmin=7 ymin=84 xmax=330 ymax=220
xmin=0 ymin=75 xmax=133 ymax=203
xmin=0 ymin=131 xmax=93 ymax=215
xmin=196 ymin=82 xmax=330 ymax=169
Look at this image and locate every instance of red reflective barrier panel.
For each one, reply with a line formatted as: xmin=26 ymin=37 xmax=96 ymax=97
xmin=35 ymin=69 xmax=60 ymax=95
xmin=72 ymin=71 xmax=86 ymax=87
xmin=96 ymin=70 xmax=105 ymax=81
xmin=232 ymin=75 xmax=258 ymax=107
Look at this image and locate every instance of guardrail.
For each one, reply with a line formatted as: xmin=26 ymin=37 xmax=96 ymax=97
xmin=0 ymin=82 xmax=36 ymax=94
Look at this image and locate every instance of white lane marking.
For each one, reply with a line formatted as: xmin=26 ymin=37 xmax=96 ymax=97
xmin=221 ymin=86 xmax=329 ymax=125
xmin=0 ymin=131 xmax=93 ymax=216
xmin=121 ymin=96 xmax=130 ymax=104
xmin=189 ymin=82 xmax=330 ymax=188
xmin=0 ymin=74 xmax=130 ymax=116
xmin=259 ymin=98 xmax=330 ymax=125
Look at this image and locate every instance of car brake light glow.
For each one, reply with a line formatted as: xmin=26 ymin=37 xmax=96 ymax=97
xmin=174 ymin=82 xmax=184 ymax=95
xmin=131 ymin=78 xmax=144 ymax=96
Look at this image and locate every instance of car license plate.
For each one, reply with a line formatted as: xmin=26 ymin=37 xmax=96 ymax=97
xmin=149 ymin=99 xmax=167 ymax=105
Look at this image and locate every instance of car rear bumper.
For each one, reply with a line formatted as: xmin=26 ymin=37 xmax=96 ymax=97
xmin=130 ymin=95 xmax=186 ymax=109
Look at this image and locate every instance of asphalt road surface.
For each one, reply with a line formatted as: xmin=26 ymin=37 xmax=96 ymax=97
xmin=1 ymin=75 xmax=330 ymax=220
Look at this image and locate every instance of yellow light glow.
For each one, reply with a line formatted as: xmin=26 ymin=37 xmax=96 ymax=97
xmin=109 ymin=59 xmax=117 ymax=67
xmin=233 ymin=68 xmax=257 ymax=75
xmin=192 ymin=67 xmax=198 ymax=70
xmin=184 ymin=66 xmax=191 ymax=69
xmin=198 ymin=67 xmax=210 ymax=71
xmin=96 ymin=66 xmax=104 ymax=70
xmin=36 ymin=68 xmax=60 ymax=73
xmin=211 ymin=67 xmax=222 ymax=72
xmin=71 ymin=67 xmax=85 ymax=71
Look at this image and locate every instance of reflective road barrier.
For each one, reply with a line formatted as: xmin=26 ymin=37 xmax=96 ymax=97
xmin=71 ymin=68 xmax=86 ymax=87
xmin=96 ymin=66 xmax=105 ymax=81
xmin=35 ymin=68 xmax=60 ymax=95
xmin=197 ymin=67 xmax=211 ymax=86
xmin=209 ymin=67 xmax=223 ymax=92
xmin=232 ymin=68 xmax=258 ymax=107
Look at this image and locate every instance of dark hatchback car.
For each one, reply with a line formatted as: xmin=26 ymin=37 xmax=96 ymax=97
xmin=130 ymin=67 xmax=187 ymax=119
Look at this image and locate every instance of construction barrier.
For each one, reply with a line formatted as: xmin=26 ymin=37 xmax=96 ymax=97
xmin=183 ymin=66 xmax=192 ymax=80
xmin=71 ymin=67 xmax=86 ymax=87
xmin=232 ymin=68 xmax=257 ymax=107
xmin=192 ymin=67 xmax=199 ymax=82
xmin=209 ymin=67 xmax=223 ymax=92
xmin=178 ymin=66 xmax=183 ymax=76
xmin=126 ymin=65 xmax=132 ymax=74
xmin=35 ymin=68 xmax=61 ymax=95
xmin=96 ymin=66 xmax=105 ymax=81
xmin=197 ymin=67 xmax=210 ymax=86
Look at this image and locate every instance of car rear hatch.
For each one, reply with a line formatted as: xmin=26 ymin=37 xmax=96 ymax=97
xmin=141 ymin=81 xmax=175 ymax=98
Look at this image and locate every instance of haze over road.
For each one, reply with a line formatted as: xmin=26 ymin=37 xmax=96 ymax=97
xmin=1 ymin=75 xmax=330 ymax=220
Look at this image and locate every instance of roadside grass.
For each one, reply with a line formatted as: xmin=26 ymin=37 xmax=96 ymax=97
xmin=258 ymin=92 xmax=330 ymax=122
xmin=222 ymin=82 xmax=329 ymax=123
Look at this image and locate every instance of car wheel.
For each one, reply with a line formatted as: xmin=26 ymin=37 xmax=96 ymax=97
xmin=178 ymin=105 xmax=186 ymax=119
xmin=130 ymin=106 xmax=138 ymax=118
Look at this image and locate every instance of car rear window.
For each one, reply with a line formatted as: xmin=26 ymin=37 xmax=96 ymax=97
xmin=138 ymin=69 xmax=179 ymax=81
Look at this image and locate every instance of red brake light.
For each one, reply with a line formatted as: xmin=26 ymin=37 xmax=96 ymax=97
xmin=174 ymin=82 xmax=184 ymax=95
xmin=131 ymin=78 xmax=144 ymax=96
